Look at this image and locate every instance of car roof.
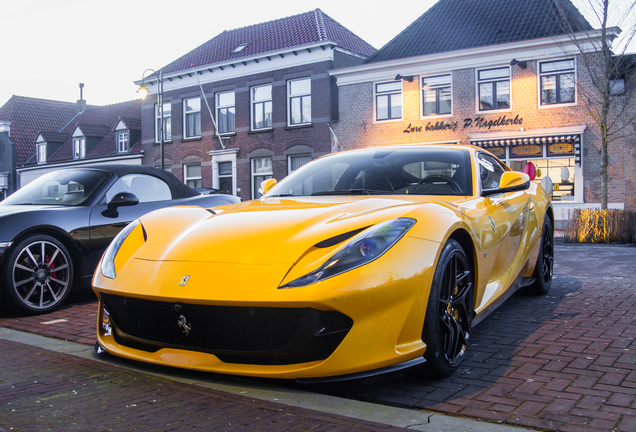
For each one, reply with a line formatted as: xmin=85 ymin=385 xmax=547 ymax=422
xmin=79 ymin=164 xmax=199 ymax=199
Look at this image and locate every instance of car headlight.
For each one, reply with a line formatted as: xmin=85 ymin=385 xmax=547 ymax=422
xmin=100 ymin=219 xmax=144 ymax=279
xmin=281 ymin=218 xmax=415 ymax=288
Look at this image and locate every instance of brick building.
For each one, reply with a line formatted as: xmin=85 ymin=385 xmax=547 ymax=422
xmin=15 ymin=98 xmax=143 ymax=186
xmin=330 ymin=0 xmax=635 ymax=228
xmin=137 ymin=9 xmax=375 ymax=200
xmin=0 ymin=91 xmax=143 ymax=195
xmin=0 ymin=96 xmax=78 ymax=199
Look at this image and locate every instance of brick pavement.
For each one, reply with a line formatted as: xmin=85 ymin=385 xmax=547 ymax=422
xmin=0 ymin=243 xmax=634 ymax=432
xmin=313 ymin=244 xmax=636 ymax=432
xmin=0 ymin=338 xmax=410 ymax=432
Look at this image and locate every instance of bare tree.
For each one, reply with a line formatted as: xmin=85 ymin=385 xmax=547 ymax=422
xmin=555 ymin=0 xmax=636 ymax=209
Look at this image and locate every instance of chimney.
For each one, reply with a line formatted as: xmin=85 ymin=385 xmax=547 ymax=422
xmin=76 ymin=83 xmax=87 ymax=113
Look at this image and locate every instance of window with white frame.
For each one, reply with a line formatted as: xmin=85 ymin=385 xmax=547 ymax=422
xmin=155 ymin=102 xmax=172 ymax=142
xmin=477 ymin=67 xmax=510 ymax=111
xmin=375 ymin=81 xmax=402 ymax=121
xmin=73 ymin=138 xmax=85 ymax=159
xmin=288 ymin=78 xmax=311 ymax=126
xmin=288 ymin=154 xmax=311 ymax=174
xmin=184 ymin=163 xmax=202 ymax=188
xmin=117 ymin=131 xmax=129 ymax=153
xmin=37 ymin=143 xmax=47 ymax=164
xmin=251 ymin=157 xmax=273 ymax=198
xmin=183 ymin=97 xmax=201 ymax=138
xmin=540 ymin=59 xmax=575 ymax=105
xmin=216 ymin=91 xmax=235 ymax=134
xmin=422 ymin=74 xmax=452 ymax=116
xmin=251 ymin=84 xmax=272 ymax=130
xmin=218 ymin=161 xmax=233 ymax=194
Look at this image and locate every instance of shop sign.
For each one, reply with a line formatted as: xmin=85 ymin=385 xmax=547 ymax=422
xmin=547 ymin=141 xmax=574 ymax=156
xmin=511 ymin=144 xmax=542 ymax=157
xmin=403 ymin=115 xmax=524 ymax=134
xmin=488 ymin=147 xmax=506 ymax=158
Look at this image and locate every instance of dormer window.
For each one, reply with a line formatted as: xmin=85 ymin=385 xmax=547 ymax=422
xmin=37 ymin=142 xmax=47 ymax=164
xmin=117 ymin=131 xmax=129 ymax=153
xmin=73 ymin=138 xmax=85 ymax=159
xmin=231 ymin=43 xmax=249 ymax=54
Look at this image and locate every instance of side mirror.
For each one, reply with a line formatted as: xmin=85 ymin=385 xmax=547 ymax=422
xmin=499 ymin=171 xmax=530 ymax=190
xmin=482 ymin=171 xmax=530 ymax=196
xmin=259 ymin=178 xmax=278 ymax=195
xmin=102 ymin=192 xmax=139 ymax=217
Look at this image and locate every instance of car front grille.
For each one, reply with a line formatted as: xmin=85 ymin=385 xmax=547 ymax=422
xmin=101 ymin=294 xmax=353 ymax=365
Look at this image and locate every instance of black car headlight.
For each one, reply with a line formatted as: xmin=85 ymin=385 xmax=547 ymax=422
xmin=100 ymin=219 xmax=145 ymax=279
xmin=281 ymin=218 xmax=415 ymax=288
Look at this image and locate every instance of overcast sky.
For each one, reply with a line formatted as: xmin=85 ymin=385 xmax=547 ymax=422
xmin=1 ymin=0 xmax=633 ymax=107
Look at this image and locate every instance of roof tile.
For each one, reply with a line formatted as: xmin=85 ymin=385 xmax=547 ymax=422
xmin=160 ymin=9 xmax=376 ymax=75
xmin=0 ymin=96 xmax=79 ymax=165
xmin=366 ymin=0 xmax=593 ymax=63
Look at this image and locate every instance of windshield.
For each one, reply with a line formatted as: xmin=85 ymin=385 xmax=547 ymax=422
xmin=265 ymin=148 xmax=473 ymax=197
xmin=2 ymin=169 xmax=111 ymax=206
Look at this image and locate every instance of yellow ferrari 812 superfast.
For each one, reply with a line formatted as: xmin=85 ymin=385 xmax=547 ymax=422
xmin=93 ymin=145 xmax=553 ymax=382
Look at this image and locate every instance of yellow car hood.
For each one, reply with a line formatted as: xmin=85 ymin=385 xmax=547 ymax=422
xmin=134 ymin=196 xmax=429 ymax=265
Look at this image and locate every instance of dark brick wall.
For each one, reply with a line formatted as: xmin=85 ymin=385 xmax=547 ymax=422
xmin=140 ymin=61 xmax=336 ymax=200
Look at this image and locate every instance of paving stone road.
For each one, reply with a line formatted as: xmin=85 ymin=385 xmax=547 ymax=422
xmin=0 ymin=242 xmax=634 ymax=431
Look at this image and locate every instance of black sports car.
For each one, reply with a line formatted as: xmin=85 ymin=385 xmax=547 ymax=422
xmin=0 ymin=164 xmax=240 ymax=314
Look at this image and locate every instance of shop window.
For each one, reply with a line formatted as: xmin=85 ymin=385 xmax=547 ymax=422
xmin=183 ymin=97 xmax=201 ymax=139
xmin=288 ymin=78 xmax=311 ymax=126
xmin=422 ymin=74 xmax=452 ymax=115
xmin=477 ymin=67 xmax=510 ymax=111
xmin=251 ymin=157 xmax=273 ymax=198
xmin=509 ymin=141 xmax=576 ymax=202
xmin=375 ymin=81 xmax=402 ymax=121
xmin=540 ymin=59 xmax=575 ymax=105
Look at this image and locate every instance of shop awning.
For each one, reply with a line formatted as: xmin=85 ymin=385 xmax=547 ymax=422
xmin=468 ymin=126 xmax=586 ymax=165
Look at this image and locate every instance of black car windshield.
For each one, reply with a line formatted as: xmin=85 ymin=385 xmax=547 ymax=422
xmin=265 ymin=148 xmax=473 ymax=197
xmin=2 ymin=169 xmax=111 ymax=206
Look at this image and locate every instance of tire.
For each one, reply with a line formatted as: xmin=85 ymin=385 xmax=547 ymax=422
xmin=529 ymin=216 xmax=554 ymax=295
xmin=1 ymin=234 xmax=74 ymax=315
xmin=421 ymin=239 xmax=474 ymax=377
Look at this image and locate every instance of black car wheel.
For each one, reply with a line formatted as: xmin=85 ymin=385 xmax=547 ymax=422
xmin=529 ymin=216 xmax=554 ymax=295
xmin=421 ymin=239 xmax=474 ymax=377
xmin=2 ymin=234 xmax=74 ymax=314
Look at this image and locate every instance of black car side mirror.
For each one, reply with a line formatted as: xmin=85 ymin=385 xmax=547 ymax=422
xmin=102 ymin=192 xmax=139 ymax=218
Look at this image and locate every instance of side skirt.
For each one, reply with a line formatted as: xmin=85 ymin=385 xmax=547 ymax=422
xmin=472 ymin=276 xmax=534 ymax=327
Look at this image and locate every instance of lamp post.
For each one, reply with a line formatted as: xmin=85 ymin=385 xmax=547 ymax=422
xmin=137 ymin=69 xmax=165 ymax=170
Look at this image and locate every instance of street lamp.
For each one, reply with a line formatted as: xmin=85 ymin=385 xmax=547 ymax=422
xmin=138 ymin=69 xmax=165 ymax=170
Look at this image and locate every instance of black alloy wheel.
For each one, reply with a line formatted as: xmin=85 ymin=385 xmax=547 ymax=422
xmin=529 ymin=216 xmax=554 ymax=295
xmin=421 ymin=239 xmax=474 ymax=377
xmin=2 ymin=234 xmax=74 ymax=314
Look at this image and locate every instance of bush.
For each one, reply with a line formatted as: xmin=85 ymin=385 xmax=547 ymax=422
xmin=565 ymin=209 xmax=636 ymax=243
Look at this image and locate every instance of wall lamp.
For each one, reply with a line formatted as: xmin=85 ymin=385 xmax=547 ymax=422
xmin=395 ymin=74 xmax=415 ymax=82
xmin=138 ymin=69 xmax=165 ymax=170
xmin=510 ymin=59 xmax=527 ymax=69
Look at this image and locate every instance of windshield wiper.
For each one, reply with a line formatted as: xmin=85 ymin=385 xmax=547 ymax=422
xmin=268 ymin=193 xmax=295 ymax=197
xmin=311 ymin=189 xmax=396 ymax=196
